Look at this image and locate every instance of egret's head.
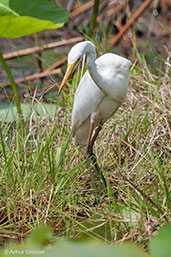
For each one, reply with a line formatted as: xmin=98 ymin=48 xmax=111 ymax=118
xmin=68 ymin=41 xmax=95 ymax=64
xmin=58 ymin=41 xmax=96 ymax=95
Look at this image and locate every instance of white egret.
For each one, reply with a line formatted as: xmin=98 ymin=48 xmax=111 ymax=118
xmin=58 ymin=41 xmax=131 ymax=160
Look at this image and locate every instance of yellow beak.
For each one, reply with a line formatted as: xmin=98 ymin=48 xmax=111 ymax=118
xmin=58 ymin=62 xmax=76 ymax=96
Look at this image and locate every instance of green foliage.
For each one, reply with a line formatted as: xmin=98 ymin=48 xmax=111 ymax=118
xmin=0 ymin=0 xmax=68 ymax=38
xmin=0 ymin=51 xmax=23 ymax=121
xmin=87 ymin=0 xmax=100 ymax=37
xmin=0 ymin=227 xmax=51 ymax=257
xmin=150 ymin=223 xmax=171 ymax=257
xmin=0 ymin=227 xmax=145 ymax=257
xmin=0 ymin=103 xmax=58 ymax=122
xmin=1 ymin=223 xmax=171 ymax=257
xmin=0 ymin=0 xmax=68 ymax=122
xmin=27 ymin=226 xmax=52 ymax=247
xmin=46 ymin=242 xmax=145 ymax=257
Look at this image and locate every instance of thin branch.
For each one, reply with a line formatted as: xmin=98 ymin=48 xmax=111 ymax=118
xmin=109 ymin=0 xmax=152 ymax=46
xmin=97 ymin=0 xmax=129 ymax=23
xmin=3 ymin=37 xmax=84 ymax=60
xmin=69 ymin=1 xmax=94 ymax=18
xmin=43 ymin=57 xmax=67 ymax=73
xmin=1 ymin=69 xmax=61 ymax=88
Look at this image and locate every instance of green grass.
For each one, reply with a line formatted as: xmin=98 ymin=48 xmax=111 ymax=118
xmin=0 ymin=45 xmax=171 ymax=251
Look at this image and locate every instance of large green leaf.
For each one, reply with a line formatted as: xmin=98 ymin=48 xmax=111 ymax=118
xmin=0 ymin=0 xmax=68 ymax=38
xmin=0 ymin=226 xmax=146 ymax=257
xmin=47 ymin=242 xmax=146 ymax=257
xmin=149 ymin=223 xmax=171 ymax=257
xmin=0 ymin=103 xmax=58 ymax=122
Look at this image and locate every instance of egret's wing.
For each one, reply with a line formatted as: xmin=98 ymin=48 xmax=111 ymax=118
xmin=71 ymin=70 xmax=104 ymax=131
xmin=94 ymin=54 xmax=130 ymax=102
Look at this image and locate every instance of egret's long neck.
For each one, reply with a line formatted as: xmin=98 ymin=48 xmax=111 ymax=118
xmin=86 ymin=52 xmax=106 ymax=94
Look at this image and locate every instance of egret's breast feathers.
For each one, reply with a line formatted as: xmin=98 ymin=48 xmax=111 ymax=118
xmin=71 ymin=71 xmax=104 ymax=130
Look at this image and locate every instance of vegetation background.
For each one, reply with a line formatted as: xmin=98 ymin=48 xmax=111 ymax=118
xmin=0 ymin=0 xmax=170 ymax=255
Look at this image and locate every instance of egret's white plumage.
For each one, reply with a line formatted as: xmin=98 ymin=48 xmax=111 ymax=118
xmin=58 ymin=41 xmax=131 ymax=150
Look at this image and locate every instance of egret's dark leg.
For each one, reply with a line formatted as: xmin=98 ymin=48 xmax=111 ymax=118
xmin=85 ymin=123 xmax=107 ymax=189
xmin=85 ymin=120 xmax=99 ymax=200
xmin=89 ymin=124 xmax=102 ymax=151
xmin=85 ymin=121 xmax=95 ymax=156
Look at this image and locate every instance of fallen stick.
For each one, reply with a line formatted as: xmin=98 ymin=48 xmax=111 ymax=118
xmin=37 ymin=83 xmax=59 ymax=96
xmin=69 ymin=0 xmax=94 ymax=18
xmin=97 ymin=0 xmax=130 ymax=23
xmin=3 ymin=37 xmax=84 ymax=60
xmin=1 ymin=68 xmax=61 ymax=88
xmin=109 ymin=0 xmax=152 ymax=46
xmin=43 ymin=57 xmax=67 ymax=73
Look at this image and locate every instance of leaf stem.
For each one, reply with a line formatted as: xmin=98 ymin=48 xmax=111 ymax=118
xmin=0 ymin=50 xmax=23 ymax=121
xmin=87 ymin=0 xmax=100 ymax=38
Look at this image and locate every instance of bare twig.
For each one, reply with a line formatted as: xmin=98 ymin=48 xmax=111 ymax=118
xmin=1 ymin=69 xmax=61 ymax=88
xmin=97 ymin=0 xmax=129 ymax=23
xmin=109 ymin=0 xmax=152 ymax=46
xmin=37 ymin=83 xmax=59 ymax=96
xmin=69 ymin=1 xmax=94 ymax=18
xmin=43 ymin=57 xmax=67 ymax=73
xmin=3 ymin=37 xmax=84 ymax=60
